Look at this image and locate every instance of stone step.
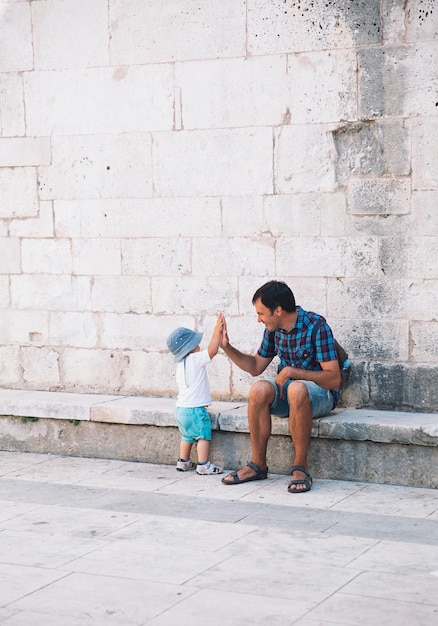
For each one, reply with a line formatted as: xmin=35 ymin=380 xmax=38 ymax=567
xmin=0 ymin=388 xmax=437 ymax=488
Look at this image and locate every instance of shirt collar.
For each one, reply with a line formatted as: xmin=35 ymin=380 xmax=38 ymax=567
xmin=278 ymin=306 xmax=303 ymax=333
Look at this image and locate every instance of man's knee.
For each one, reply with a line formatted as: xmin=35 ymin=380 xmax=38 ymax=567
xmin=249 ymin=380 xmax=275 ymax=406
xmin=287 ymin=381 xmax=310 ymax=409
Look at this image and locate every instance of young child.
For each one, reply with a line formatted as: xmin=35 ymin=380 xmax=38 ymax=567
xmin=166 ymin=316 xmax=224 ymax=475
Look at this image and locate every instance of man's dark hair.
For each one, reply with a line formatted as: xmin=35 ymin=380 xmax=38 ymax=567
xmin=252 ymin=280 xmax=296 ymax=313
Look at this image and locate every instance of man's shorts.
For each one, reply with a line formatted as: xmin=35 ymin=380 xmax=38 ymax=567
xmin=267 ymin=378 xmax=334 ymax=419
xmin=175 ymin=406 xmax=212 ymax=443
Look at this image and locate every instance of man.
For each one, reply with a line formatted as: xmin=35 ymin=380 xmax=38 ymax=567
xmin=220 ymin=280 xmax=341 ymax=493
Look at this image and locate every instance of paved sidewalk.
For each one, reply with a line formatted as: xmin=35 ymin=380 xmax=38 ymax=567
xmin=0 ymin=452 xmax=438 ymax=625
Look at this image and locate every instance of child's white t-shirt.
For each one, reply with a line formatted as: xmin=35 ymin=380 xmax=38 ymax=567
xmin=175 ymin=349 xmax=212 ymax=408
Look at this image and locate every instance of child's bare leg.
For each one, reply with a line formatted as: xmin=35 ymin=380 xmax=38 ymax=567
xmin=196 ymin=439 xmax=210 ymax=464
xmin=179 ymin=441 xmax=192 ymax=460
xmin=195 ymin=439 xmax=223 ymax=474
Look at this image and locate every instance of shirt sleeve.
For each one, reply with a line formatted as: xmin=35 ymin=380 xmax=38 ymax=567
xmin=314 ymin=322 xmax=338 ymax=363
xmin=257 ymin=328 xmax=276 ymax=358
xmin=188 ymin=349 xmax=212 ymax=367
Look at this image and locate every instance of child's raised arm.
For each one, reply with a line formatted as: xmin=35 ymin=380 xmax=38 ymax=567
xmin=208 ymin=314 xmax=224 ymax=359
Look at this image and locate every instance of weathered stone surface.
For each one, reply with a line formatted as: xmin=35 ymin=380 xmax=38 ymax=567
xmin=0 ymin=347 xmax=20 ymax=386
xmin=276 ymin=236 xmax=378 ymax=277
xmin=310 ymin=439 xmax=438 ymax=488
xmin=331 ymin=319 xmax=409 ymax=361
xmin=192 ymin=237 xmax=275 ymax=277
xmin=336 ymin=361 xmax=369 ymax=409
xmin=348 ymin=178 xmax=411 ymax=215
xmin=0 ymin=389 xmax=118 ymax=421
xmin=90 ymin=396 xmax=179 ymax=426
xmin=153 ymin=129 xmax=273 ymax=196
xmin=55 ymin=198 xmax=222 ymax=238
xmin=221 ymin=196 xmax=265 ymax=237
xmin=62 ymin=349 xmax=126 ymax=393
xmin=318 ymin=408 xmax=438 ymax=446
xmin=0 ymin=418 xmax=183 ymax=466
xmin=0 ymin=137 xmax=51 ymax=167
xmin=0 ymin=1 xmax=33 ymax=72
xmin=383 ymin=0 xmax=407 ymax=44
xmin=151 ymin=277 xmax=239 ymax=316
xmin=0 ymin=310 xmax=49 ymax=345
xmin=21 ymin=239 xmax=72 ymax=275
xmin=39 ymin=134 xmax=153 ymax=200
xmin=286 ymin=50 xmax=357 ymax=124
xmin=274 ymin=125 xmax=337 ymax=193
xmin=24 ymin=66 xmax=174 ymax=135
xmin=9 ymin=202 xmax=54 ymax=238
xmin=0 ymin=1 xmax=437 ymax=412
xmin=0 ymin=390 xmax=437 ymax=487
xmin=407 ymin=280 xmax=438 ymax=322
xmin=0 ymin=238 xmax=21 ymax=273
xmin=176 ymin=56 xmax=290 ymax=129
xmin=91 ymin=276 xmax=151 ymax=314
xmin=410 ymin=321 xmax=438 ymax=362
xmin=10 ymin=275 xmax=90 ymax=311
xmin=359 ymin=43 xmax=438 ymax=118
xmin=370 ymin=363 xmax=438 ymax=412
xmin=109 ymin=0 xmax=246 ymax=64
xmin=412 ymin=191 xmax=438 ymax=236
xmin=72 ymin=239 xmax=121 ymax=276
xmin=412 ymin=117 xmax=438 ymax=189
xmin=22 ymin=347 xmax=61 ymax=388
xmin=407 ymin=0 xmax=437 ymax=42
xmin=379 ymin=236 xmax=438 ymax=279
xmin=333 ymin=121 xmax=411 ymax=185
xmin=247 ymin=0 xmax=382 ymax=55
xmin=32 ymin=0 xmax=108 ymax=70
xmin=327 ymin=279 xmax=409 ymax=319
xmin=0 ymin=169 xmax=39 ymax=219
xmin=0 ymin=73 xmax=25 ymax=136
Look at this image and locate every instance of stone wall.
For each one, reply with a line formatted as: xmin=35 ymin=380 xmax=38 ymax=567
xmin=0 ymin=0 xmax=437 ymax=411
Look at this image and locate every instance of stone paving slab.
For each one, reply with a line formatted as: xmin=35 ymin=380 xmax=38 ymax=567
xmin=319 ymin=408 xmax=438 ymax=445
xmin=0 ymin=451 xmax=438 ymax=625
xmin=0 ymin=389 xmax=120 ymax=421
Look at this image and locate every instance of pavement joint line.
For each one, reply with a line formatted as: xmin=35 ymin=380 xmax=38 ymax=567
xmin=2 ymin=477 xmax=438 ymax=546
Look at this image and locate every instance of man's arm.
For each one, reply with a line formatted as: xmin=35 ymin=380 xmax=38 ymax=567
xmin=274 ymin=319 xmax=341 ymax=393
xmin=275 ymin=359 xmax=341 ymax=392
xmin=219 ymin=315 xmax=272 ymax=376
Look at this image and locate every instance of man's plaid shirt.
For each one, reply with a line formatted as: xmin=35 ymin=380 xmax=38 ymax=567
xmin=257 ymin=306 xmax=340 ymax=407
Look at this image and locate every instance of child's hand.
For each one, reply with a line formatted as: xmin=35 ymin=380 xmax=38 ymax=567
xmin=214 ymin=313 xmax=224 ymax=332
xmin=208 ymin=314 xmax=226 ymax=359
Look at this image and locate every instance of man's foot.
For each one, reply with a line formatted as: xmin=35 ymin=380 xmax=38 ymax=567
xmin=221 ymin=461 xmax=268 ymax=485
xmin=288 ymin=465 xmax=312 ymax=493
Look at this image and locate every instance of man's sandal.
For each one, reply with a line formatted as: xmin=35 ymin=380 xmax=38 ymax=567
xmin=221 ymin=461 xmax=268 ymax=485
xmin=288 ymin=465 xmax=313 ymax=494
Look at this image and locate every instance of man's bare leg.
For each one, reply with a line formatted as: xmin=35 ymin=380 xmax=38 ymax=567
xmin=222 ymin=380 xmax=274 ymax=483
xmin=287 ymin=382 xmax=313 ymax=492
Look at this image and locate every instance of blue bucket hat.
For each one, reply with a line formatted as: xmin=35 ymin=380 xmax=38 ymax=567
xmin=166 ymin=327 xmax=203 ymax=362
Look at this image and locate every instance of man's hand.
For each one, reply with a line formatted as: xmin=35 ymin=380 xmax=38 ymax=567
xmin=275 ymin=360 xmax=341 ymax=395
xmin=218 ymin=313 xmax=229 ymax=350
xmin=275 ymin=367 xmax=293 ymax=399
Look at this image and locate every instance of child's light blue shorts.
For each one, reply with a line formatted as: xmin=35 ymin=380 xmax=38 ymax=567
xmin=175 ymin=406 xmax=212 ymax=443
xmin=267 ymin=378 xmax=334 ymax=419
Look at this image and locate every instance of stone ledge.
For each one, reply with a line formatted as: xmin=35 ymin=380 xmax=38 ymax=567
xmin=0 ymin=388 xmax=437 ymax=447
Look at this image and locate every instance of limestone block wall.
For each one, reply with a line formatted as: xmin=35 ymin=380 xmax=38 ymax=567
xmin=0 ymin=0 xmax=437 ymax=411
